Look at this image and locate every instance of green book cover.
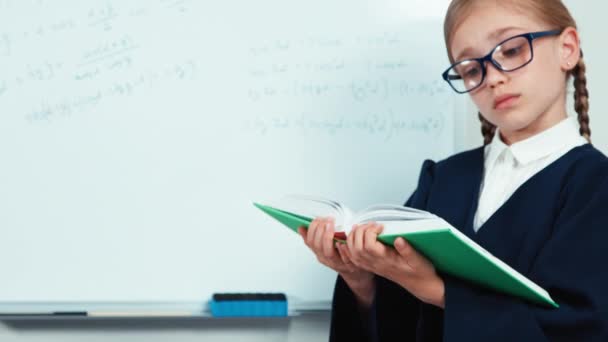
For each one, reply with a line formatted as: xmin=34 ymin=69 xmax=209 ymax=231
xmin=254 ymin=202 xmax=558 ymax=309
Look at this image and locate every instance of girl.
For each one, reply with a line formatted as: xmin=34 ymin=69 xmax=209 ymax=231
xmin=299 ymin=0 xmax=608 ymax=341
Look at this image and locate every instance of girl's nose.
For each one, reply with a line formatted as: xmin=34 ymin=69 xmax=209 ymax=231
xmin=484 ymin=61 xmax=508 ymax=89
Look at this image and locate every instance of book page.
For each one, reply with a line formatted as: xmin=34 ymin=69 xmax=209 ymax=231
xmin=266 ymin=195 xmax=352 ymax=230
xmin=353 ymin=204 xmax=436 ymax=224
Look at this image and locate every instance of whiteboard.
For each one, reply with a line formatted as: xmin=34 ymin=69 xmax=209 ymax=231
xmin=0 ymin=0 xmax=456 ymax=306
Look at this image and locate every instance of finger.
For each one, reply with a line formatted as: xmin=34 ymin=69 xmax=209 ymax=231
xmin=363 ymin=223 xmax=384 ymax=254
xmin=336 ymin=243 xmax=351 ymax=264
xmin=353 ymin=223 xmax=367 ymax=253
xmin=340 ymin=242 xmax=353 ymax=260
xmin=322 ymin=220 xmax=337 ymax=258
xmin=312 ymin=218 xmax=328 ymax=251
xmin=297 ymin=226 xmax=307 ymax=240
xmin=369 ymin=222 xmax=384 ymax=235
xmin=394 ymin=237 xmax=417 ymax=267
xmin=346 ymin=224 xmax=361 ymax=265
xmin=306 ymin=218 xmax=321 ymax=246
xmin=346 ymin=224 xmax=357 ymax=250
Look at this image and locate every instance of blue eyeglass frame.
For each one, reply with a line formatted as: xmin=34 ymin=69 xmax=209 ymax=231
xmin=442 ymin=29 xmax=563 ymax=94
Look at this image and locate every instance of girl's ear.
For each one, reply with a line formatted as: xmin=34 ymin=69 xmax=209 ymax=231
xmin=559 ymin=27 xmax=581 ymax=71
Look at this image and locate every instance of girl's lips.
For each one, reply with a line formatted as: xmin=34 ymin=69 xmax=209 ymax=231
xmin=494 ymin=94 xmax=520 ymax=110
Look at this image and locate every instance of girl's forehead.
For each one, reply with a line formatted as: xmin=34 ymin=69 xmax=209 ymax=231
xmin=450 ymin=4 xmax=546 ymax=60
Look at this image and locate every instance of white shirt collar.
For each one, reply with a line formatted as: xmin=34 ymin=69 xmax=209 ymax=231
xmin=486 ymin=116 xmax=587 ymax=167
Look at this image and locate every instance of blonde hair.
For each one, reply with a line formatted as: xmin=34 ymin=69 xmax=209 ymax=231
xmin=444 ymin=0 xmax=590 ymax=145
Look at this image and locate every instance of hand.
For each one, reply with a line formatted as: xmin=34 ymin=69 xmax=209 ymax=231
xmin=346 ymin=222 xmax=445 ymax=308
xmin=299 ymin=217 xmax=375 ymax=307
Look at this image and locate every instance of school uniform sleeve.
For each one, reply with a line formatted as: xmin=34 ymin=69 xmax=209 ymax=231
xmin=443 ymin=161 xmax=608 ymax=341
xmin=329 ymin=160 xmax=437 ymax=342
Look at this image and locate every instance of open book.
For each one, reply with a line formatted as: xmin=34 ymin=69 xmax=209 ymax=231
xmin=254 ymin=195 xmax=558 ymax=308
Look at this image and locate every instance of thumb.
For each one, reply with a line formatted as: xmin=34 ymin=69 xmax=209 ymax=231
xmin=394 ymin=237 xmax=414 ymax=259
xmin=394 ymin=238 xmax=427 ymax=270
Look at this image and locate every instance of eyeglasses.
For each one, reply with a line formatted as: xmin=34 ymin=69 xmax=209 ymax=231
xmin=442 ymin=29 xmax=562 ymax=94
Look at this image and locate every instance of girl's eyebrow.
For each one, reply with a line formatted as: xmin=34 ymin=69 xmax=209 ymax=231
xmin=488 ymin=26 xmax=525 ymax=40
xmin=454 ymin=26 xmax=525 ymax=62
xmin=454 ymin=47 xmax=476 ymax=62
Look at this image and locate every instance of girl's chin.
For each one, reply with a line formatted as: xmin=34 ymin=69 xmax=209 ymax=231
xmin=489 ymin=113 xmax=535 ymax=132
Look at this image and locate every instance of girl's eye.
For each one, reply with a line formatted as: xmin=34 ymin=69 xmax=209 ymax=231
xmin=503 ymin=45 xmax=524 ymax=57
xmin=464 ymin=66 xmax=481 ymax=78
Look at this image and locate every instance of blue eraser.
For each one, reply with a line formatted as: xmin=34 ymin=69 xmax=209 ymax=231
xmin=209 ymin=293 xmax=288 ymax=317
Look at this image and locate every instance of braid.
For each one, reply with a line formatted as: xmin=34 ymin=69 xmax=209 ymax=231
xmin=478 ymin=112 xmax=496 ymax=145
xmin=573 ymin=54 xmax=591 ymax=143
